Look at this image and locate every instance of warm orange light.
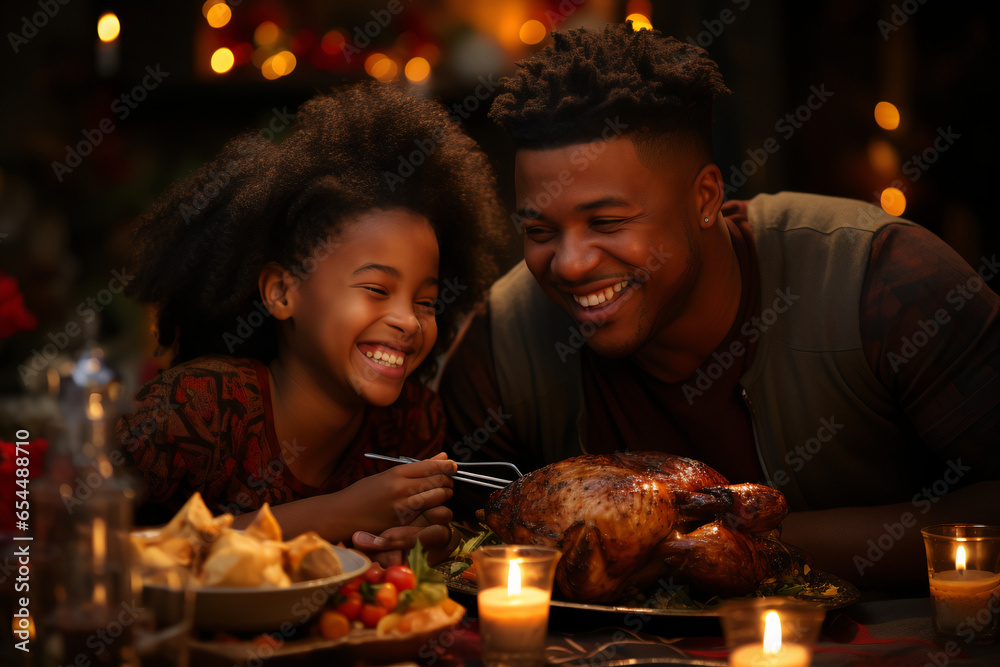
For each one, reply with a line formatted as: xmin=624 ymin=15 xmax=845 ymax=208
xmin=507 ymin=559 xmax=522 ymax=595
xmin=202 ymin=0 xmax=223 ymax=17
xmin=874 ymin=101 xmax=900 ymax=131
xmin=867 ymin=138 xmax=899 ymax=177
xmin=519 ymin=19 xmax=547 ymax=45
xmin=206 ymin=2 xmax=232 ymax=28
xmin=956 ymin=544 xmax=967 ymax=571
xmin=762 ymin=611 xmax=782 ymax=654
xmin=626 ymin=13 xmax=653 ymax=31
xmin=365 ymin=53 xmax=398 ymax=81
xmin=261 ymin=51 xmax=296 ymax=79
xmin=415 ymin=42 xmax=442 ymax=65
xmin=254 ymin=21 xmax=280 ymax=47
xmin=211 ymin=47 xmax=235 ymax=74
xmin=97 ymin=13 xmax=120 ymax=42
xmin=880 ymin=187 xmax=906 ymax=216
xmin=404 ymin=57 xmax=431 ymax=83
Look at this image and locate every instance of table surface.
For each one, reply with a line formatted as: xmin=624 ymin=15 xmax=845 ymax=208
xmin=181 ymin=591 xmax=1000 ymax=666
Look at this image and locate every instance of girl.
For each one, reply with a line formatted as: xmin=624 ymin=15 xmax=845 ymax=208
xmin=115 ymin=82 xmax=505 ymax=561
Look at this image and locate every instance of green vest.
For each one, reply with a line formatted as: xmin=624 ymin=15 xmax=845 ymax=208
xmin=488 ymin=191 xmax=928 ymax=511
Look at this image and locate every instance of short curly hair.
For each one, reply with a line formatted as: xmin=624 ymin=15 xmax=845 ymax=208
xmin=489 ymin=22 xmax=730 ymax=157
xmin=127 ymin=82 xmax=506 ymax=378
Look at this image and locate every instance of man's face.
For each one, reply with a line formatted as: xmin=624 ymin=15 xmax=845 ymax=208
xmin=515 ymin=136 xmax=705 ymax=359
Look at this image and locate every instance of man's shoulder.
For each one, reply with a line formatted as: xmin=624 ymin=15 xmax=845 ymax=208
xmin=746 ymin=191 xmax=915 ymax=236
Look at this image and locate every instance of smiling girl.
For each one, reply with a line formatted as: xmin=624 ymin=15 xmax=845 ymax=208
xmin=115 ymin=83 xmax=504 ymax=561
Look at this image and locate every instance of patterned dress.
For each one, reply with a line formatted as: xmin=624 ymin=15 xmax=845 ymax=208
xmin=116 ymin=354 xmax=445 ymax=524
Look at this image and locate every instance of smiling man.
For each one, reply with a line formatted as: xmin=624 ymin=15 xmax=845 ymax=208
xmin=439 ymin=23 xmax=1000 ymax=589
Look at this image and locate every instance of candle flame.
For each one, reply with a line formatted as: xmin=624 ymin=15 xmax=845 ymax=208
xmin=956 ymin=545 xmax=967 ymax=571
xmin=762 ymin=610 xmax=782 ymax=654
xmin=507 ymin=559 xmax=522 ymax=596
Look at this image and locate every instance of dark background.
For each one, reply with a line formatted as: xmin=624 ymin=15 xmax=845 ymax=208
xmin=0 ymin=0 xmax=996 ymax=397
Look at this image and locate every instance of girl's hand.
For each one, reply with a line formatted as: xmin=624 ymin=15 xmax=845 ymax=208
xmin=352 ymin=523 xmax=452 ymax=567
xmin=339 ymin=452 xmax=457 ymax=534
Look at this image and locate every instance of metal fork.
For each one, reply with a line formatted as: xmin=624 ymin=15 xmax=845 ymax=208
xmin=364 ymin=453 xmax=523 ymax=489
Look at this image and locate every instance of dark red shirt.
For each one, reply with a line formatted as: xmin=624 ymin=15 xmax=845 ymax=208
xmin=117 ymin=354 xmax=445 ymax=524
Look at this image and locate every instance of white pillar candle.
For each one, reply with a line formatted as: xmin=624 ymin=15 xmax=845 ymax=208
xmin=729 ymin=610 xmax=811 ymax=667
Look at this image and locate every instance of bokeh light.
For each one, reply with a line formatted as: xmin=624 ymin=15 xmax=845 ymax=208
xmin=211 ymin=47 xmax=235 ymax=74
xmin=321 ymin=30 xmax=346 ymax=55
xmin=404 ymin=57 xmax=431 ymax=83
xmin=97 ymin=13 xmax=120 ymax=42
xmin=880 ymin=187 xmax=906 ymax=216
xmin=867 ymin=138 xmax=899 ymax=177
xmin=206 ymin=3 xmax=232 ymax=29
xmin=626 ymin=13 xmax=653 ymax=31
xmin=874 ymin=101 xmax=900 ymax=131
xmin=254 ymin=21 xmax=280 ymax=47
xmin=519 ymin=19 xmax=547 ymax=45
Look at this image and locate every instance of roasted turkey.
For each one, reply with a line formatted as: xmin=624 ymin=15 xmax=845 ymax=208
xmin=479 ymin=451 xmax=807 ymax=603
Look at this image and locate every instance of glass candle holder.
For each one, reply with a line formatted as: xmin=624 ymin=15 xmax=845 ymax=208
xmin=719 ymin=597 xmax=826 ymax=667
xmin=471 ymin=545 xmax=561 ymax=667
xmin=921 ymin=524 xmax=1000 ymax=644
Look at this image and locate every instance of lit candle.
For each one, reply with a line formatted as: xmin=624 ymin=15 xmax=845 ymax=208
xmin=477 ymin=559 xmax=550 ymax=663
xmin=729 ymin=611 xmax=811 ymax=667
xmin=929 ymin=545 xmax=1000 ymax=634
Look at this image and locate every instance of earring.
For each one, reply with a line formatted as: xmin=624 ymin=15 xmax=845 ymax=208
xmin=704 ymin=217 xmax=710 ymax=223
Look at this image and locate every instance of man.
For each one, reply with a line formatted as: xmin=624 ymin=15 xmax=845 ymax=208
xmin=439 ymin=23 xmax=1000 ymax=588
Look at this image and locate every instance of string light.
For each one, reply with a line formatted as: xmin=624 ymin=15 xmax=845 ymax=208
xmin=97 ymin=13 xmax=120 ymax=42
xmin=519 ymin=19 xmax=546 ymax=45
xmin=211 ymin=47 xmax=235 ymax=74
xmin=880 ymin=186 xmax=906 ymax=216
xmin=404 ymin=57 xmax=431 ymax=82
xmin=874 ymin=101 xmax=900 ymax=130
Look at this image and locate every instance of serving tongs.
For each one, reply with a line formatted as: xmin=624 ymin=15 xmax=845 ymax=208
xmin=364 ymin=453 xmax=522 ymax=489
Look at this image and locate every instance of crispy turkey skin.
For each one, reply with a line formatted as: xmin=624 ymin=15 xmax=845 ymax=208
xmin=480 ymin=452 xmax=803 ymax=602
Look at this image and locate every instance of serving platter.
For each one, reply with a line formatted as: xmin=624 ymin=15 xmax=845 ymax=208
xmin=439 ymin=564 xmax=859 ymax=617
xmin=144 ymin=545 xmax=370 ymax=632
xmin=186 ymin=601 xmax=468 ymax=666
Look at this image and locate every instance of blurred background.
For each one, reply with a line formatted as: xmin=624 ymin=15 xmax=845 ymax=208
xmin=0 ymin=0 xmax=996 ymax=403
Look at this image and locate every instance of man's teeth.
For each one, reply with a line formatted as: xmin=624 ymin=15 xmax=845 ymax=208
xmin=366 ymin=350 xmax=404 ymax=367
xmin=573 ymin=281 xmax=628 ymax=308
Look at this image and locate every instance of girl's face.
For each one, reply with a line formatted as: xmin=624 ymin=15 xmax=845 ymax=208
xmin=280 ymin=208 xmax=440 ymax=407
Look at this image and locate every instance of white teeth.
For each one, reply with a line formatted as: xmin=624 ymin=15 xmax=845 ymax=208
xmin=365 ymin=349 xmax=404 ymax=367
xmin=574 ymin=281 xmax=629 ymax=308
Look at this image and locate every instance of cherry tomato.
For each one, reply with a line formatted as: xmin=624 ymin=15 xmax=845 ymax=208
xmin=335 ymin=591 xmax=363 ymax=622
xmin=339 ymin=578 xmax=362 ymax=596
xmin=374 ymin=581 xmax=398 ymax=611
xmin=360 ymin=603 xmax=389 ymax=628
xmin=363 ymin=562 xmax=386 ymax=584
xmin=317 ymin=610 xmax=351 ymax=639
xmin=384 ymin=564 xmax=417 ymax=592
